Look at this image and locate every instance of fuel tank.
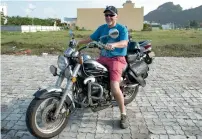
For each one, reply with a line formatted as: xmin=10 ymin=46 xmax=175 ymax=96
xmin=83 ymin=59 xmax=108 ymax=77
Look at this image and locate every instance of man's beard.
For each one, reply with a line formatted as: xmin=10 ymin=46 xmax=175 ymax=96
xmin=107 ymin=21 xmax=113 ymax=25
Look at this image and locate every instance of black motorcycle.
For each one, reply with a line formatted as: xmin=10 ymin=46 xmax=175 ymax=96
xmin=25 ymin=28 xmax=150 ymax=139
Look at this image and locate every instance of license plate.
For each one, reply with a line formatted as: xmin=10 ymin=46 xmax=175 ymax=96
xmin=148 ymin=51 xmax=155 ymax=58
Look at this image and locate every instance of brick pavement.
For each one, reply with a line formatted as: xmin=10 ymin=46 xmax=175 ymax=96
xmin=1 ymin=55 xmax=202 ymax=139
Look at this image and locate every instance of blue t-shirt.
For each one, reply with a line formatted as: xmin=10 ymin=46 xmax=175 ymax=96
xmin=90 ymin=23 xmax=128 ymax=57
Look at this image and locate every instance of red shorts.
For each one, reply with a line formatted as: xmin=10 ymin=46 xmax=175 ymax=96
xmin=97 ymin=56 xmax=127 ymax=82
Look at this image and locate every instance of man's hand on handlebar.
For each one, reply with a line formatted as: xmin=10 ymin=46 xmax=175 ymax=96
xmin=105 ymin=43 xmax=115 ymax=50
xmin=75 ymin=41 xmax=115 ymax=51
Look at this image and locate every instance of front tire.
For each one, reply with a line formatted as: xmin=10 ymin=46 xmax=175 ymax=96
xmin=26 ymin=97 xmax=69 ymax=139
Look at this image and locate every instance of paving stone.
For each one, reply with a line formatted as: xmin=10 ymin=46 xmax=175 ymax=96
xmin=95 ymin=133 xmax=112 ymax=139
xmin=168 ymin=135 xmax=187 ymax=139
xmin=78 ymin=127 xmax=96 ymax=133
xmin=2 ymin=130 xmax=18 ymax=139
xmin=77 ymin=133 xmax=86 ymax=139
xmin=148 ymin=126 xmax=167 ymax=134
xmin=1 ymin=56 xmax=202 ymax=138
xmin=196 ymin=135 xmax=202 ymax=139
xmin=58 ymin=132 xmax=77 ymax=138
xmin=131 ymin=133 xmax=149 ymax=139
xmin=122 ymin=134 xmax=132 ymax=139
xmin=150 ymin=134 xmax=160 ymax=139
xmin=159 ymin=135 xmax=169 ymax=139
xmin=15 ymin=131 xmax=30 ymax=138
xmin=86 ymin=133 xmax=95 ymax=139
xmin=5 ymin=114 xmax=22 ymax=121
xmin=112 ymin=134 xmax=122 ymax=139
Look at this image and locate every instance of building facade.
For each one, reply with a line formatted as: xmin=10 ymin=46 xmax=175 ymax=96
xmin=0 ymin=3 xmax=8 ymax=16
xmin=76 ymin=0 xmax=144 ymax=31
xmin=63 ymin=17 xmax=77 ymax=27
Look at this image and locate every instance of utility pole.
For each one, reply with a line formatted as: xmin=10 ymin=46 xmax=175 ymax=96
xmin=28 ymin=4 xmax=36 ymax=25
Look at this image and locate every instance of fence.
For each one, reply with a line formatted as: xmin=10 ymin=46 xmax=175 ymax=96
xmin=1 ymin=25 xmax=61 ymax=32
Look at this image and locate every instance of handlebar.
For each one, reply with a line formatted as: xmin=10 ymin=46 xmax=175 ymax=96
xmin=78 ymin=41 xmax=106 ymax=52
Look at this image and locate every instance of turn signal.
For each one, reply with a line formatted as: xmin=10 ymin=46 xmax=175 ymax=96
xmin=78 ymin=56 xmax=83 ymax=64
xmin=71 ymin=77 xmax=77 ymax=83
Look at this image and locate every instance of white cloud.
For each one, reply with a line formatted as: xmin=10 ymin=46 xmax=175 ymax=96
xmin=86 ymin=0 xmax=202 ymax=15
xmin=135 ymin=0 xmax=202 ymax=15
xmin=28 ymin=3 xmax=36 ymax=10
xmin=20 ymin=3 xmax=36 ymax=16
xmin=43 ymin=7 xmax=57 ymax=18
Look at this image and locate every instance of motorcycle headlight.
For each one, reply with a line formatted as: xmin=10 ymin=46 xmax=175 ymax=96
xmin=57 ymin=55 xmax=69 ymax=70
xmin=64 ymin=66 xmax=72 ymax=78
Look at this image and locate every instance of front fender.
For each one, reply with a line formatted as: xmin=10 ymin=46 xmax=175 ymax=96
xmin=33 ymin=86 xmax=73 ymax=108
xmin=34 ymin=86 xmax=62 ymax=99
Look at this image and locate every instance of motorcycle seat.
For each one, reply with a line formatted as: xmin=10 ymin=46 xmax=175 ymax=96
xmin=138 ymin=41 xmax=146 ymax=44
xmin=103 ymin=63 xmax=128 ymax=78
xmin=138 ymin=41 xmax=149 ymax=47
xmin=122 ymin=64 xmax=128 ymax=77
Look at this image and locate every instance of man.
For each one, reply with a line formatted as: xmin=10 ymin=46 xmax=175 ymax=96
xmin=77 ymin=6 xmax=129 ymax=129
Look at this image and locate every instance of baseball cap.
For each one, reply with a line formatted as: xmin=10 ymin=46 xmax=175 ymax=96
xmin=103 ymin=6 xmax=118 ymax=15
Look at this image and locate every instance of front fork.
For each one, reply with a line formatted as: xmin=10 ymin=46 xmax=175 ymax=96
xmin=54 ymin=64 xmax=81 ymax=118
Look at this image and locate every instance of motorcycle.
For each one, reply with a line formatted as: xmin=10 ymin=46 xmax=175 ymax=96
xmin=128 ymin=35 xmax=155 ymax=64
xmin=26 ymin=28 xmax=150 ymax=139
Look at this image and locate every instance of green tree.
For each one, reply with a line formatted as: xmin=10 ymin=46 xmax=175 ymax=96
xmin=1 ymin=16 xmax=60 ymax=26
xmin=190 ymin=20 xmax=199 ymax=28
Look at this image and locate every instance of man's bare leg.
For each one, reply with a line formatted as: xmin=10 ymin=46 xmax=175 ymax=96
xmin=110 ymin=81 xmax=128 ymax=129
xmin=110 ymin=81 xmax=126 ymax=114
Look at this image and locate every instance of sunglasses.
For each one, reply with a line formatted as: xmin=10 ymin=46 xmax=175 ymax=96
xmin=105 ymin=14 xmax=115 ymax=17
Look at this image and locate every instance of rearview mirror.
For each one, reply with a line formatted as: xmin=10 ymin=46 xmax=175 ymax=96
xmin=109 ymin=28 xmax=119 ymax=39
xmin=50 ymin=65 xmax=57 ymax=76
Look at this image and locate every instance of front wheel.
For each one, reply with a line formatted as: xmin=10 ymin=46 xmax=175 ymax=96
xmin=26 ymin=97 xmax=70 ymax=139
xmin=123 ymin=85 xmax=139 ymax=105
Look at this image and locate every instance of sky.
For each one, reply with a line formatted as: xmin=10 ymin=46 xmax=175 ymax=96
xmin=1 ymin=0 xmax=202 ymax=22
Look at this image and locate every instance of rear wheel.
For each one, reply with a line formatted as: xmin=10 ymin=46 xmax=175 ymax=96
xmin=123 ymin=85 xmax=139 ymax=105
xmin=144 ymin=54 xmax=152 ymax=64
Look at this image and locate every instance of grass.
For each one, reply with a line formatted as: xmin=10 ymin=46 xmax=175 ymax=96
xmin=1 ymin=29 xmax=202 ymax=57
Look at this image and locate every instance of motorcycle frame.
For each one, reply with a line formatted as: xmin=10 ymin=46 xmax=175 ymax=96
xmin=53 ymin=63 xmax=81 ymax=118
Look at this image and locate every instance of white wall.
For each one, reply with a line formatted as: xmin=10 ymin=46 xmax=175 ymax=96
xmin=162 ymin=23 xmax=175 ymax=30
xmin=1 ymin=25 xmax=61 ymax=32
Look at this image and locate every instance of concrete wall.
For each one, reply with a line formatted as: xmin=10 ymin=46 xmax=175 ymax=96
xmin=1 ymin=25 xmax=61 ymax=32
xmin=77 ymin=8 xmax=106 ymax=30
xmin=76 ymin=1 xmax=144 ymax=31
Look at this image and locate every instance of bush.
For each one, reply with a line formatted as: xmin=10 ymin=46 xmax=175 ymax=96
xmin=142 ymin=23 xmax=152 ymax=31
xmin=75 ymin=26 xmax=80 ymax=30
xmin=159 ymin=26 xmax=163 ymax=30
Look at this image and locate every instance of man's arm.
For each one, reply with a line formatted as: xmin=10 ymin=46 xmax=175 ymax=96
xmin=109 ymin=40 xmax=128 ymax=48
xmin=77 ymin=25 xmax=102 ymax=47
xmin=77 ymin=37 xmax=92 ymax=45
xmin=106 ymin=26 xmax=128 ymax=49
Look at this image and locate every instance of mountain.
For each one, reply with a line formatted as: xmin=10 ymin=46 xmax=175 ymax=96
xmin=144 ymin=2 xmax=202 ymax=26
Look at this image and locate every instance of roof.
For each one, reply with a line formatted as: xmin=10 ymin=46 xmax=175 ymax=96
xmin=64 ymin=17 xmax=77 ymax=22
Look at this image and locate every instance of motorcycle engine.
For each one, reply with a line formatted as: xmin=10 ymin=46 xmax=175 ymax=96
xmin=74 ymin=76 xmax=110 ymax=108
xmin=86 ymin=76 xmax=110 ymax=101
xmin=91 ymin=83 xmax=102 ymax=97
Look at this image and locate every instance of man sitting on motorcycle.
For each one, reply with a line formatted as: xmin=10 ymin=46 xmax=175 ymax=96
xmin=77 ymin=6 xmax=129 ymax=129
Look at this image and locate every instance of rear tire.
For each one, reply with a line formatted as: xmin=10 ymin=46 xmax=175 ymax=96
xmin=144 ymin=54 xmax=152 ymax=64
xmin=123 ymin=85 xmax=139 ymax=105
xmin=26 ymin=97 xmax=69 ymax=139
